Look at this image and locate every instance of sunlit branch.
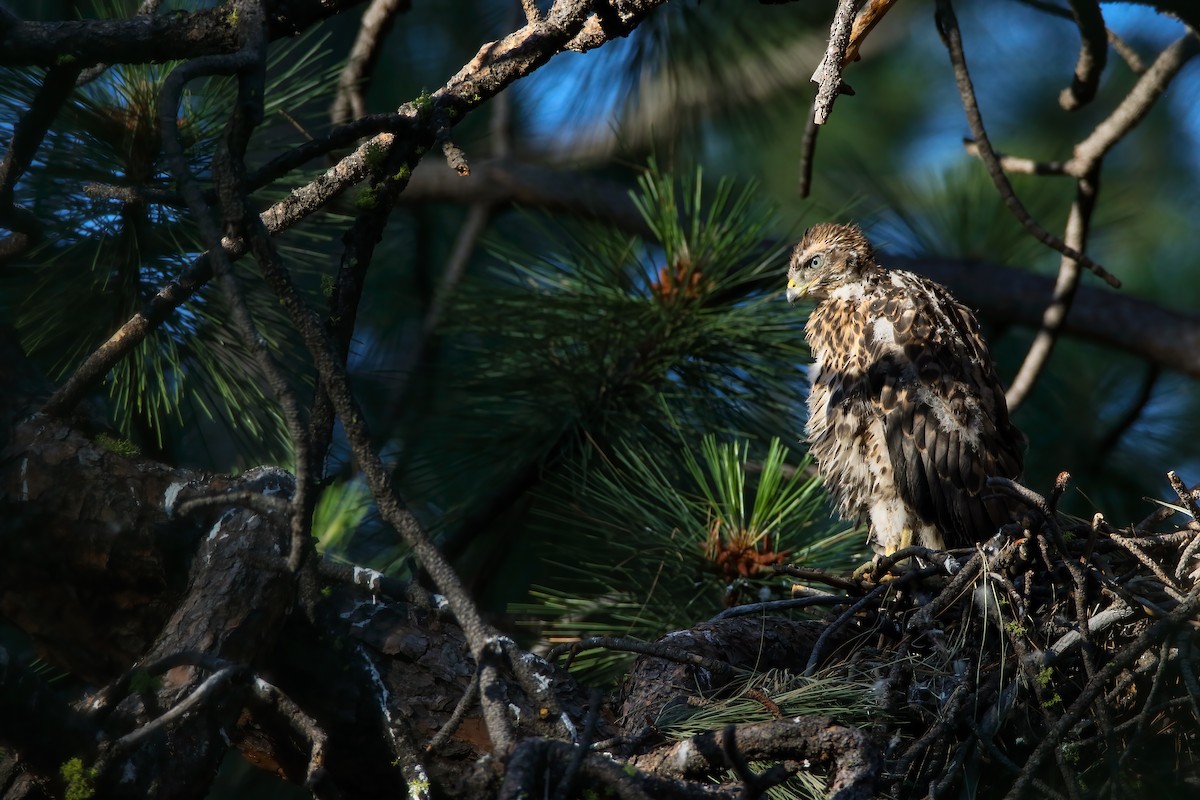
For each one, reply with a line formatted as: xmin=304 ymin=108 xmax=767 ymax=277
xmin=810 ymin=0 xmax=865 ymax=125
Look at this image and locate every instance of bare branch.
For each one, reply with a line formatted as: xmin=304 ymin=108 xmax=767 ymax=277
xmin=0 ymin=64 xmax=81 ymax=260
xmin=798 ymin=103 xmax=820 ymax=196
xmin=102 ymin=664 xmax=248 ymax=758
xmin=811 ymin=0 xmax=866 ymax=125
xmin=844 ymin=0 xmax=900 ymax=63
xmin=644 ymin=717 xmax=881 ymax=800
xmin=1005 ymin=170 xmax=1098 ymax=411
xmin=247 ymin=677 xmax=337 ymax=797
xmin=42 ymin=0 xmax=673 ymax=419
xmin=330 ymin=0 xmax=410 ymax=125
xmin=1059 ymin=0 xmax=1108 ymax=110
xmin=1001 ymin=587 xmax=1200 ymax=800
xmin=962 ymin=138 xmax=1068 ymax=175
xmin=1067 ymin=32 xmax=1200 ymax=175
xmin=934 ymin=0 xmax=1120 ymax=289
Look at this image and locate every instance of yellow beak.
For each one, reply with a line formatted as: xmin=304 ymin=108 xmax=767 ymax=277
xmin=786 ymin=277 xmax=806 ymax=304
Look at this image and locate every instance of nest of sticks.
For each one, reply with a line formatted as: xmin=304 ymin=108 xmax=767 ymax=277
xmin=818 ymin=471 xmax=1199 ymax=798
xmin=609 ymin=471 xmax=1200 ymax=800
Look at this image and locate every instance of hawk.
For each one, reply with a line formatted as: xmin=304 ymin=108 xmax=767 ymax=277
xmin=786 ymin=223 xmax=1024 ymax=554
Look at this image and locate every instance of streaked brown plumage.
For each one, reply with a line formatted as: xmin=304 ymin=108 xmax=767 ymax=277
xmin=787 ymin=222 xmax=1024 ymax=553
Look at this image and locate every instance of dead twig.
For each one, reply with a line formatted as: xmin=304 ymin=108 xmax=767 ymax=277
xmin=934 ymin=0 xmax=1121 ymax=290
xmin=810 ymin=0 xmax=866 ymax=125
xmin=1003 ymin=167 xmax=1093 ymax=409
xmin=329 ymin=0 xmax=409 ymax=125
xmin=1059 ymin=0 xmax=1107 ymax=111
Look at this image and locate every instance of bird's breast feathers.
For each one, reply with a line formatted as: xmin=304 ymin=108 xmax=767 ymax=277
xmin=788 ymin=223 xmax=1023 ymax=550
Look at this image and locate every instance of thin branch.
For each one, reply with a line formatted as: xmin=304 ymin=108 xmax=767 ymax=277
xmin=1011 ymin=0 xmax=1144 ymax=73
xmin=810 ymin=0 xmax=866 ymax=125
xmin=42 ymin=130 xmax=389 ymax=418
xmin=154 ymin=0 xmax=313 ymax=574
xmin=1095 ymin=363 xmax=1159 ymax=461
xmin=798 ymin=102 xmax=820 ymax=197
xmin=934 ymin=0 xmax=1120 ymax=289
xmin=1005 ymin=169 xmax=1098 ymax=411
xmin=42 ymin=0 xmax=673 ymax=420
xmin=869 ymin=545 xmax=970 ymax=580
xmin=708 ymin=594 xmax=853 ymax=622
xmin=1066 ymin=33 xmax=1200 ymax=175
xmin=426 ymin=669 xmax=480 ymax=752
xmin=1001 ymin=587 xmax=1200 ymax=800
xmin=1167 ymin=470 xmax=1200 ymax=520
xmin=891 ymin=684 xmax=969 ymax=788
xmin=1059 ymin=0 xmax=1107 ymax=110
xmin=720 ymin=723 xmax=794 ymax=800
xmin=962 ymin=139 xmax=1068 ymax=176
xmin=1041 ymin=599 xmax=1136 ymax=666
xmin=775 ymin=564 xmax=864 ymax=593
xmin=1178 ymin=636 xmax=1200 ymax=722
xmin=965 ymin=719 xmax=1068 ymax=800
xmin=245 ymin=189 xmax=520 ymax=748
xmin=329 ymin=0 xmax=410 ymax=125
xmin=103 ymin=664 xmax=248 ymax=758
xmin=0 ymin=64 xmax=81 ymax=260
xmin=803 ymin=581 xmax=890 ymax=677
xmin=87 ymin=651 xmax=235 ymax=725
xmin=216 ymin=2 xmax=314 ymax=573
xmin=248 ymin=676 xmax=338 ymax=797
xmin=1108 ymin=28 xmax=1146 ymax=73
xmin=906 ymin=550 xmax=984 ymax=632
xmin=1116 ymin=640 xmax=1172 ymax=769
xmin=1105 ymin=530 xmax=1187 ymax=599
xmin=553 ymin=688 xmax=603 ymax=800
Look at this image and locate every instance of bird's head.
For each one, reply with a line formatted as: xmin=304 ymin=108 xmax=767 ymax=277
xmin=786 ymin=222 xmax=874 ymax=303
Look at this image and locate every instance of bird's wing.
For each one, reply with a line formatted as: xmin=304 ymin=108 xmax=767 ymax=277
xmin=868 ymin=273 xmax=1026 ymax=544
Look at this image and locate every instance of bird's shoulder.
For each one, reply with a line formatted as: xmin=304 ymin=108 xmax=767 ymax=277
xmin=857 ymin=269 xmax=996 ymax=390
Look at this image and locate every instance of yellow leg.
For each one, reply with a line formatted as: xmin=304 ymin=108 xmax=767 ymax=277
xmin=856 ymin=528 xmax=915 ymax=582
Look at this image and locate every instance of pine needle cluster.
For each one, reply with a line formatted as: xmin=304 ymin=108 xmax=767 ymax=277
xmin=0 ymin=3 xmax=339 ymax=466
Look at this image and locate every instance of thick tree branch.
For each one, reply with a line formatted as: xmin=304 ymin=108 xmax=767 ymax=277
xmin=639 ymin=717 xmax=880 ymax=800
xmin=391 ymin=157 xmax=1200 ymax=379
xmin=0 ymin=1 xmax=366 ymax=66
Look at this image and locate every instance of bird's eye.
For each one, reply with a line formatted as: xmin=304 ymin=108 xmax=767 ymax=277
xmin=807 ymin=255 xmax=823 ymax=270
